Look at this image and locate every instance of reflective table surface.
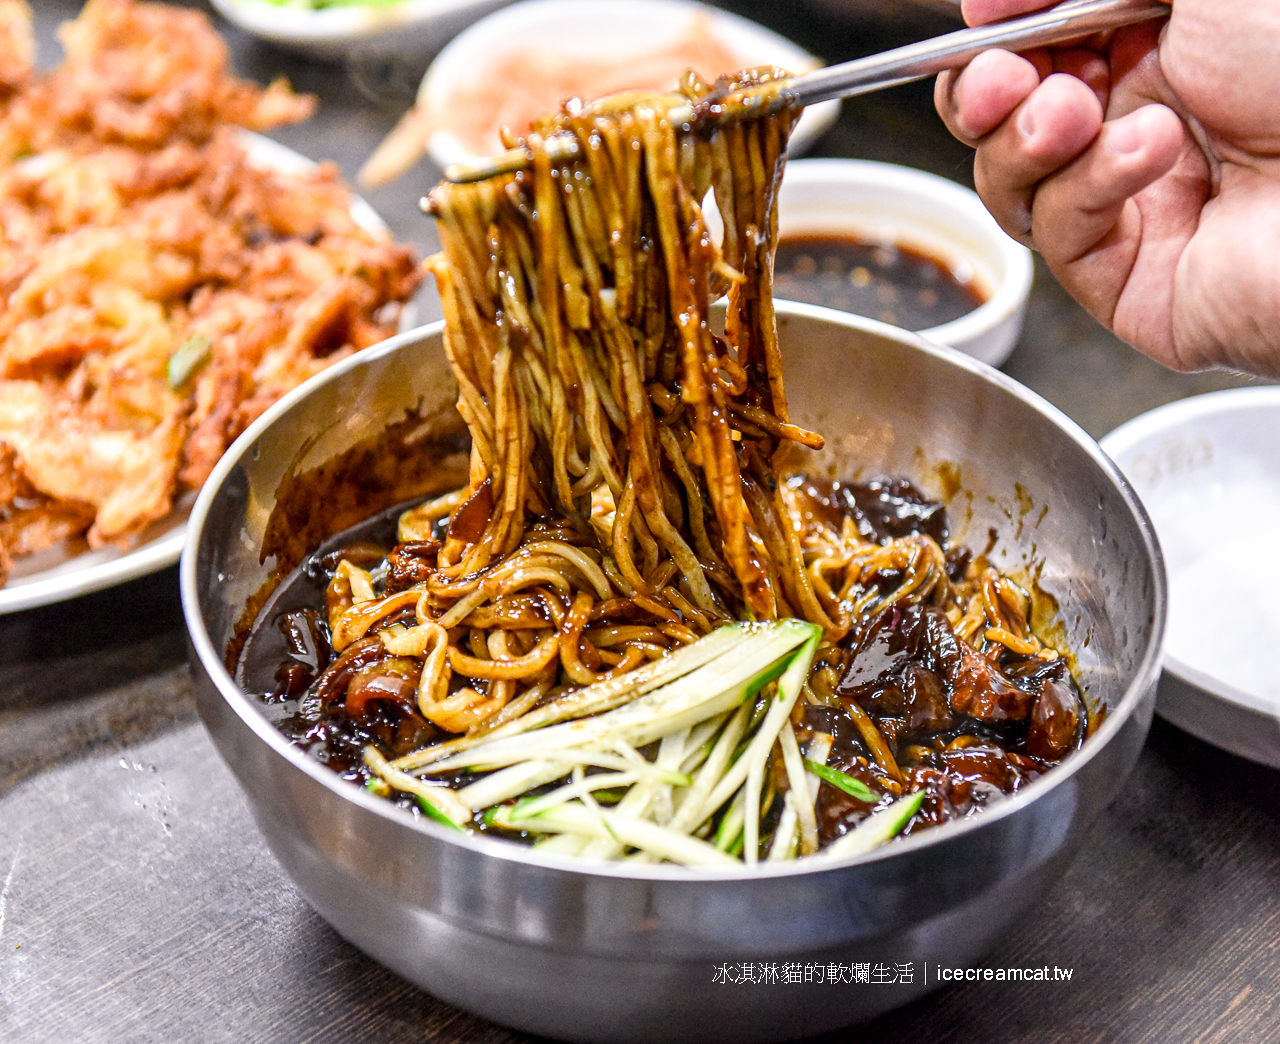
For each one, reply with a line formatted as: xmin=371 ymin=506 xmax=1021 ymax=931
xmin=2 ymin=3 xmax=1277 ymax=1042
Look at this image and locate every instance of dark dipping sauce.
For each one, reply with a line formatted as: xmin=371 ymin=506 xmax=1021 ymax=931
xmin=774 ymin=233 xmax=986 ymax=331
xmin=238 ymin=476 xmax=1086 ymax=844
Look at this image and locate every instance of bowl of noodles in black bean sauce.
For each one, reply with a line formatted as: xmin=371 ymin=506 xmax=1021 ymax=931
xmin=181 ymin=70 xmax=1165 ymax=1043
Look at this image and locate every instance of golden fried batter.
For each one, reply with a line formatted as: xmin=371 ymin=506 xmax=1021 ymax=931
xmin=0 ymin=442 xmax=95 ymax=586
xmin=0 ymin=0 xmax=422 ymax=572
xmin=0 ymin=0 xmax=32 ymax=95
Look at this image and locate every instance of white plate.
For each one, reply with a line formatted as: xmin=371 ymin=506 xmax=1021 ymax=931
xmin=0 ymin=133 xmax=394 ymax=615
xmin=417 ymin=0 xmax=841 ymax=170
xmin=1101 ymin=387 xmax=1280 ymax=767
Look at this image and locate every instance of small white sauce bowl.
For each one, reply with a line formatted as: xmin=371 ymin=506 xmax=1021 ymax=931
xmin=1101 ymin=386 xmax=1280 ymax=768
xmin=774 ymin=159 xmax=1033 ymax=367
xmin=210 ymin=0 xmax=514 ymax=61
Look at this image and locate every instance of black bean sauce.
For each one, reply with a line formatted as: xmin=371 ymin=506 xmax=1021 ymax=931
xmin=237 ymin=476 xmax=1084 ymax=844
xmin=788 ymin=476 xmax=1084 ymax=843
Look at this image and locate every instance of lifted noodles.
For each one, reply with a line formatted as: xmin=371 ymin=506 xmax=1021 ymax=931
xmin=251 ymin=70 xmax=1087 ymax=867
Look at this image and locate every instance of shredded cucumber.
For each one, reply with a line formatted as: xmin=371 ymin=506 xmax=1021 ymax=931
xmin=819 ymin=792 xmax=926 ymax=861
xmin=367 ymin=619 xmax=922 ymax=867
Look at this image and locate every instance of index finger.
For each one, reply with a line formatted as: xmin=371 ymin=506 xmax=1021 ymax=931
xmin=962 ymin=0 xmax=1170 ymax=27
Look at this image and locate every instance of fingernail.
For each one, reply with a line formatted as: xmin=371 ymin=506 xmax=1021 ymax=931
xmin=1081 ymin=57 xmax=1109 ymax=93
xmin=1016 ymin=101 xmax=1037 ymax=141
xmin=1107 ymin=113 xmax=1144 ymax=155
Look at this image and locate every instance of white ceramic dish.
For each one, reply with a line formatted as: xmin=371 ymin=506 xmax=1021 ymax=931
xmin=0 ymin=133 xmax=395 ymax=616
xmin=1100 ymin=386 xmax=1280 ymax=768
xmin=416 ymin=0 xmax=840 ymax=170
xmin=210 ymin=0 xmax=514 ymax=61
xmin=772 ymin=159 xmax=1033 ymax=367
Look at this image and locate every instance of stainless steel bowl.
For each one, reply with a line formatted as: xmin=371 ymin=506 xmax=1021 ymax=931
xmin=181 ymin=304 xmax=1165 ymax=1043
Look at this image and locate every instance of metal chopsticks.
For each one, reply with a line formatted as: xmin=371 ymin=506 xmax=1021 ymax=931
xmin=437 ymin=0 xmax=1168 ymax=187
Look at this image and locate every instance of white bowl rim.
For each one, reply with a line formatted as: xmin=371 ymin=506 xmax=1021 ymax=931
xmin=1100 ymin=384 xmax=1280 ymax=718
xmin=776 ymin=158 xmax=1033 ymax=350
xmin=211 ymin=0 xmax=488 ymax=42
xmin=182 ymin=301 xmax=1166 ymax=883
xmin=415 ymin=0 xmax=839 ymax=168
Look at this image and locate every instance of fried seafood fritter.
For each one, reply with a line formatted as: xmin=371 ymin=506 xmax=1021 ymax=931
xmin=0 ymin=0 xmax=423 ymax=579
xmin=0 ymin=0 xmax=31 ymax=95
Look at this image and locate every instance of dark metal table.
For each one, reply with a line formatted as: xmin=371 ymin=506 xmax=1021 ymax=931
xmin=3 ymin=3 xmax=1277 ymax=1042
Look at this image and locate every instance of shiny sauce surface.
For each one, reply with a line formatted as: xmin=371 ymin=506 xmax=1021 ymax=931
xmin=237 ymin=477 xmax=1085 ymax=843
xmin=773 ymin=233 xmax=985 ymax=331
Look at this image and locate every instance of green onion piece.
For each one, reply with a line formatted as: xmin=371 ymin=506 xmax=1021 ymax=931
xmin=364 ymin=777 xmax=391 ymax=799
xmin=416 ymin=795 xmax=467 ymax=832
xmin=167 ymin=333 xmax=212 ymax=389
xmin=803 ymin=759 xmax=879 ymax=803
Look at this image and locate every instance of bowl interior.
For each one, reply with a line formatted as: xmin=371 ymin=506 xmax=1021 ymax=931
xmin=1101 ymin=387 xmax=1280 ymax=763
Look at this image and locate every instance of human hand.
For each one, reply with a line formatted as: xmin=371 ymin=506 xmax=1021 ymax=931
xmin=935 ymin=0 xmax=1280 ymax=376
